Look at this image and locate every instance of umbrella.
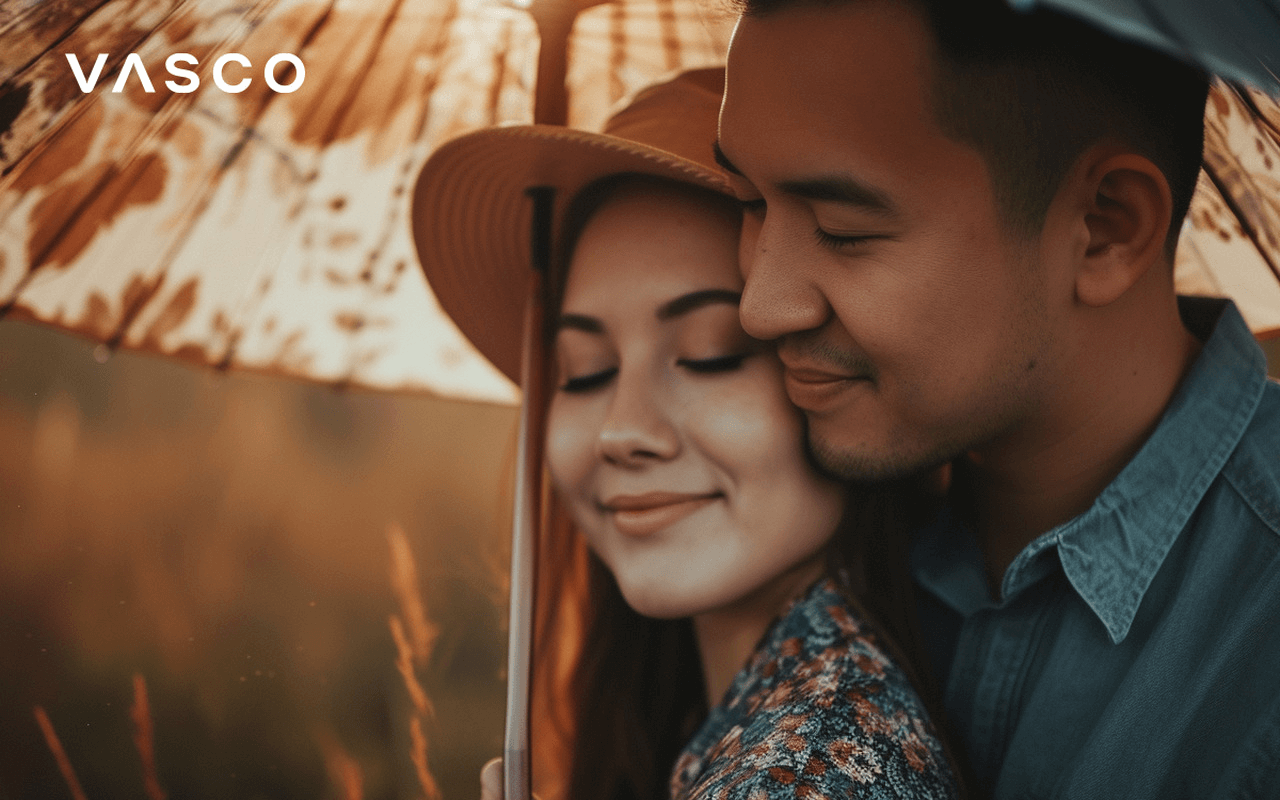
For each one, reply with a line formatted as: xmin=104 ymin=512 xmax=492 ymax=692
xmin=0 ymin=0 xmax=733 ymax=404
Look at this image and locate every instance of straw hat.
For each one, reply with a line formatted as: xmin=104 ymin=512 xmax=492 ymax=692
xmin=411 ymin=67 xmax=730 ymax=383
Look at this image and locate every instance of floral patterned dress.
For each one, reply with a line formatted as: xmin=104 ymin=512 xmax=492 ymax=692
xmin=669 ymin=579 xmax=958 ymax=800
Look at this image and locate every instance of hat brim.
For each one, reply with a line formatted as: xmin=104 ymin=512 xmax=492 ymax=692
xmin=411 ymin=124 xmax=730 ymax=384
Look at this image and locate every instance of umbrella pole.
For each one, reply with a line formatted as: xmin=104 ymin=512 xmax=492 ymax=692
xmin=504 ymin=187 xmax=556 ymax=800
xmin=528 ymin=0 xmax=609 ymax=125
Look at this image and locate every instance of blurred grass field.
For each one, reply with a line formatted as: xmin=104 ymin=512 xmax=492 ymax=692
xmin=0 ymin=318 xmax=518 ymax=800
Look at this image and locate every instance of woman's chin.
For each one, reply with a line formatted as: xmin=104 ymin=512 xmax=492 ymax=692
xmin=617 ymin=582 xmax=713 ymax=620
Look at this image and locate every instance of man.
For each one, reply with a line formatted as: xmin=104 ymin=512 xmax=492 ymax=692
xmin=716 ymin=0 xmax=1280 ymax=796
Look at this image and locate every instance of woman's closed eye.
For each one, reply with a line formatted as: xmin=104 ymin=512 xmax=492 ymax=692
xmin=559 ymin=353 xmax=750 ymax=392
xmin=677 ymin=353 xmax=751 ymax=374
xmin=560 ymin=367 xmax=617 ymax=393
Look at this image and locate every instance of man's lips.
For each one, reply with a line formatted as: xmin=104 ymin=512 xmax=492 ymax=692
xmin=601 ymin=492 xmax=721 ymax=537
xmin=779 ymin=362 xmax=871 ymax=410
xmin=784 ymin=366 xmax=854 ymax=384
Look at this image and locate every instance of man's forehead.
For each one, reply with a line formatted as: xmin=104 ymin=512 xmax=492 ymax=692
xmin=724 ymin=6 xmax=934 ymax=109
xmin=719 ymin=3 xmax=940 ymax=172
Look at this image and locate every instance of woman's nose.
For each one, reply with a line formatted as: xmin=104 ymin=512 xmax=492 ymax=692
xmin=596 ymin=372 xmax=679 ymax=467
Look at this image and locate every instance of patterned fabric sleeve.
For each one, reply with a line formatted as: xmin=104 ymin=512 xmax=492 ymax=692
xmin=670 ymin=581 xmax=958 ymax=800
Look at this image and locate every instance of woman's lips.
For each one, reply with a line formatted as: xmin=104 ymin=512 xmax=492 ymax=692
xmin=603 ymin=492 xmax=721 ymax=537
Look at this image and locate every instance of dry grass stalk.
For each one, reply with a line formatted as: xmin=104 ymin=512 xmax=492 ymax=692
xmin=389 ymin=615 xmax=432 ymax=717
xmin=32 ymin=706 xmax=90 ymax=800
xmin=130 ymin=673 xmax=167 ymax=800
xmin=387 ymin=523 xmax=439 ymax=664
xmin=317 ymin=730 xmax=365 ymax=800
xmin=386 ymin=522 xmax=443 ymax=800
xmin=409 ymin=716 xmax=443 ymax=800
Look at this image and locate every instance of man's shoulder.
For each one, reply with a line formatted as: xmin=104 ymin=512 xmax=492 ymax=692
xmin=1219 ymin=377 xmax=1280 ymax=540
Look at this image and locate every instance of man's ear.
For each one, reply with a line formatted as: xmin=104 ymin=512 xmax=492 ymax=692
xmin=1072 ymin=148 xmax=1172 ymax=307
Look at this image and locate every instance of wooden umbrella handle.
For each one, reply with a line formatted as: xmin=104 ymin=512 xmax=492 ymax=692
xmin=504 ymin=186 xmax=556 ymax=800
xmin=527 ymin=0 xmax=611 ymax=125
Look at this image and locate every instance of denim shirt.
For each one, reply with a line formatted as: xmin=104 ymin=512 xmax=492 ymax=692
xmin=912 ymin=298 xmax=1280 ymax=799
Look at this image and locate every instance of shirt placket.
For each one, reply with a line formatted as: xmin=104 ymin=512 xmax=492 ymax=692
xmin=949 ymin=593 xmax=1056 ymax=794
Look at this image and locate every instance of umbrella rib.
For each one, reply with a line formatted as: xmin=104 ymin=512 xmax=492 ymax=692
xmin=313 ymin=0 xmax=413 ymax=150
xmin=1201 ymin=160 xmax=1280 ymax=285
xmin=1235 ymin=86 xmax=1280 ymax=144
xmin=252 ymin=0 xmax=337 ymax=129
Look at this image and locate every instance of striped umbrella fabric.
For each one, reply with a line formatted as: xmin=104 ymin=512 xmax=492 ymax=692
xmin=0 ymin=0 xmax=732 ymax=403
xmin=1177 ymin=83 xmax=1280 ymax=338
xmin=1 ymin=0 xmax=1274 ymax=407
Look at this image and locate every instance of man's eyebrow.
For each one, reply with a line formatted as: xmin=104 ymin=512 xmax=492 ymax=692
xmin=557 ymin=313 xmax=603 ymax=334
xmin=779 ymin=176 xmax=896 ymax=216
xmin=712 ymin=140 xmax=743 ymax=176
xmin=715 ymin=141 xmax=896 ymax=216
xmin=657 ymin=289 xmax=741 ymax=320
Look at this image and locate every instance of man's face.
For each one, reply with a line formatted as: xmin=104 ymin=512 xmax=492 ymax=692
xmin=719 ymin=1 xmax=1067 ymax=481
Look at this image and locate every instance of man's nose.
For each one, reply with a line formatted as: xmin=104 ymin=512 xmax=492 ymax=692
xmin=737 ymin=212 xmax=832 ymax=341
xmin=596 ymin=370 xmax=680 ymax=467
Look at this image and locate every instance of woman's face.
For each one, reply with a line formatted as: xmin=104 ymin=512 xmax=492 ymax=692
xmin=546 ymin=182 xmax=845 ymax=620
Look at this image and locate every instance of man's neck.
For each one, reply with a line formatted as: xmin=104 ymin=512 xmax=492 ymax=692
xmin=967 ymin=296 xmax=1202 ymax=593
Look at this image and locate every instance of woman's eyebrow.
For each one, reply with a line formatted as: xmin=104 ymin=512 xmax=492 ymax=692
xmin=556 ymin=313 xmax=603 ymax=333
xmin=656 ymin=289 xmax=741 ymax=321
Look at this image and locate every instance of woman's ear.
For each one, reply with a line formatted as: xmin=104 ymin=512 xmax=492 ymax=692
xmin=1072 ymin=149 xmax=1173 ymax=307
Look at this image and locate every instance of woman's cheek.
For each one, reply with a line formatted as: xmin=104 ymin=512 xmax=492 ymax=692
xmin=684 ymin=379 xmax=803 ymax=466
xmin=545 ymin=398 xmax=596 ymax=497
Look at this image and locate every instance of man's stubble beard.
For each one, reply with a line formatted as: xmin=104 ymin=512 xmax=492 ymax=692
xmin=801 ymin=338 xmax=1052 ymax=487
xmin=803 ymin=414 xmax=969 ymax=486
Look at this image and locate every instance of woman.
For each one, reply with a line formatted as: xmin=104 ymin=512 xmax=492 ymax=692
xmin=413 ymin=68 xmax=959 ymax=800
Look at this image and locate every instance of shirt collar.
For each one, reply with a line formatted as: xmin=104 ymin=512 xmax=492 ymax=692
xmin=1021 ymin=298 xmax=1267 ymax=643
xmin=914 ymin=299 xmax=1269 ymax=643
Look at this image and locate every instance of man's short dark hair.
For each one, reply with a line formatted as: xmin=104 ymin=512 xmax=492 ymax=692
xmin=737 ymin=0 xmax=1210 ymax=256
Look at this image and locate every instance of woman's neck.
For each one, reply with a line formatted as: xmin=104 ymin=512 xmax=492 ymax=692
xmin=691 ymin=558 xmax=825 ymax=703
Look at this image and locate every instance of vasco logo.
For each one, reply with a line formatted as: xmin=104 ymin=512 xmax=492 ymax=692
xmin=66 ymin=53 xmax=306 ymax=94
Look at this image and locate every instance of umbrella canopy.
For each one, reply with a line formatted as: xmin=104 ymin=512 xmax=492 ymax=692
xmin=0 ymin=0 xmax=733 ymax=403
xmin=1010 ymin=0 xmax=1280 ymax=94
